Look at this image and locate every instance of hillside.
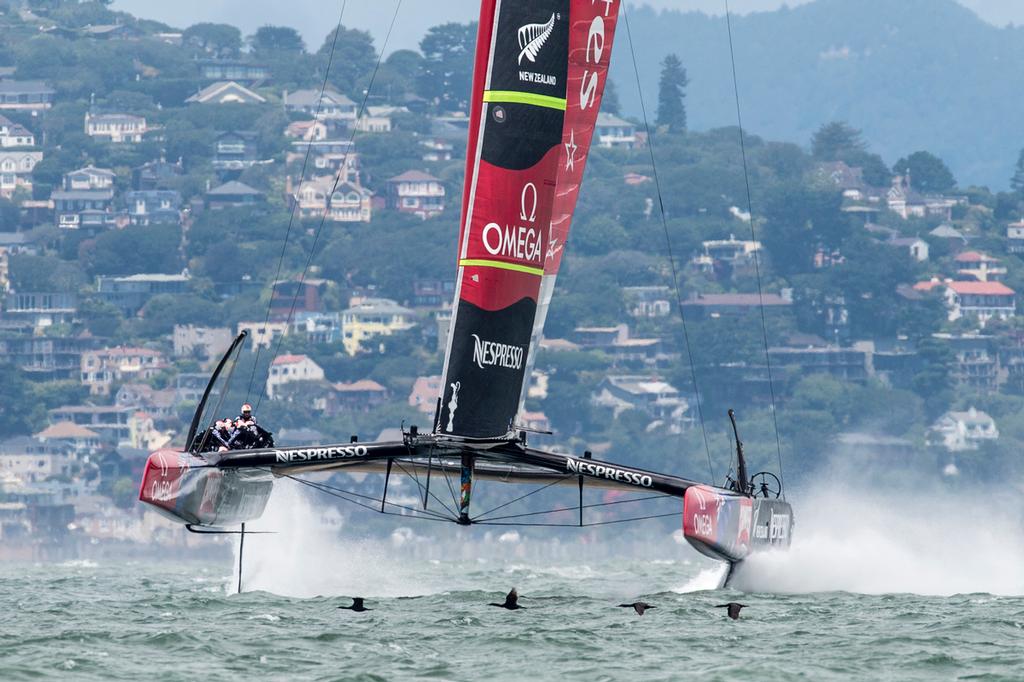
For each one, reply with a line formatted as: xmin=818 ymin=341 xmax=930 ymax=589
xmin=612 ymin=0 xmax=1024 ymax=189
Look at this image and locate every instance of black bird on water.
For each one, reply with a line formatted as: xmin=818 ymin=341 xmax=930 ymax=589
xmin=618 ymin=601 xmax=655 ymax=616
xmin=716 ymin=602 xmax=748 ymax=620
xmin=338 ymin=597 xmax=370 ymax=612
xmin=489 ymin=588 xmax=523 ymax=610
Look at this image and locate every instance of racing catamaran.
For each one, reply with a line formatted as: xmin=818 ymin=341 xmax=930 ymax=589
xmin=138 ymin=0 xmax=793 ymax=585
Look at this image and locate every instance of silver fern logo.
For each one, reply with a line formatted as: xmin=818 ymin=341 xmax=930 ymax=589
xmin=517 ymin=13 xmax=555 ymax=65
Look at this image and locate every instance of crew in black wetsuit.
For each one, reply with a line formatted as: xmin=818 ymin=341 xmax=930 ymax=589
xmin=233 ymin=404 xmax=274 ymax=449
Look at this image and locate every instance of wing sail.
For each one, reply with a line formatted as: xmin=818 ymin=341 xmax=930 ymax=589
xmin=438 ymin=0 xmax=621 ymax=440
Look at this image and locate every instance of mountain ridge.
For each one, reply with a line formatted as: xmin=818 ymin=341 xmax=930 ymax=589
xmin=611 ymin=0 xmax=1023 ymax=189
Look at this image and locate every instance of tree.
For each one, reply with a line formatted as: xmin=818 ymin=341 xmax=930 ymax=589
xmin=0 ymin=365 xmax=34 ymax=437
xmin=183 ymin=23 xmax=242 ymax=57
xmin=417 ymin=22 xmax=477 ymax=111
xmin=810 ymin=121 xmax=866 ymax=161
xmin=656 ymin=54 xmax=688 ymax=132
xmin=318 ymin=26 xmax=377 ymax=96
xmin=82 ymin=225 xmax=183 ymax=276
xmin=251 ymin=26 xmax=305 ymax=54
xmin=0 ymin=197 xmax=19 ymax=232
xmin=602 ymin=78 xmax=621 ymax=116
xmin=1011 ymin=148 xmax=1024 ymax=194
xmin=892 ymin=151 xmax=956 ymax=193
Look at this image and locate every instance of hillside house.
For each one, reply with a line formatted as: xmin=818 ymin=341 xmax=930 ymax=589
xmin=887 ymin=175 xmax=962 ymax=220
xmin=285 ymin=119 xmax=329 ymax=142
xmin=591 ymin=375 xmax=690 ymax=431
xmin=292 ymin=175 xmax=372 ymax=223
xmin=186 ymin=81 xmax=267 ymax=105
xmin=944 ymin=281 xmax=1015 ymax=324
xmin=885 ymin=237 xmax=930 ymax=262
xmin=132 ymin=159 xmax=184 ymax=190
xmin=594 ymin=113 xmax=636 ymax=148
xmin=285 ymin=139 xmax=358 ymax=171
xmin=0 ymin=437 xmax=71 ymax=483
xmin=213 ymin=131 xmax=258 ymax=171
xmin=266 ymin=354 xmax=326 ymax=400
xmin=51 ymin=166 xmax=117 ymax=229
xmin=290 ymin=311 xmax=342 ymax=344
xmin=1007 ymin=220 xmax=1024 ymax=254
xmin=96 ymin=273 xmax=190 ymax=315
xmin=48 ymin=405 xmax=134 ymax=444
xmin=0 ymin=114 xmax=34 ymax=147
xmin=172 ymin=325 xmax=233 ymax=360
xmin=2 ymin=292 xmax=77 ymax=330
xmin=409 ymin=375 xmax=442 ymax=414
xmin=35 ymin=422 xmax=102 ymax=456
xmin=0 ymin=80 xmax=55 ymax=112
xmin=624 ymin=286 xmax=672 ymax=318
xmin=236 ymin=320 xmax=289 ymax=350
xmin=386 ymin=171 xmax=445 ymax=218
xmin=680 ymin=292 xmax=792 ymax=320
xmin=206 ymin=181 xmax=265 ymax=209
xmin=342 ymin=297 xmax=415 ymax=355
xmin=268 ymin=279 xmax=328 ymax=319
xmin=0 ymin=150 xmax=41 ymax=197
xmin=84 ymin=112 xmax=148 ymax=143
xmin=0 ymin=334 xmax=90 ymax=380
xmin=199 ymin=60 xmax=270 ymax=81
xmin=330 ymin=379 xmax=389 ymax=413
xmin=124 ymin=190 xmax=181 ymax=225
xmin=283 ymin=89 xmax=357 ymax=120
xmin=80 ymin=347 xmax=168 ymax=396
xmin=954 ymin=251 xmax=1005 ymax=282
xmin=931 ymin=407 xmax=998 ymax=452
xmin=114 ymin=384 xmax=177 ymax=420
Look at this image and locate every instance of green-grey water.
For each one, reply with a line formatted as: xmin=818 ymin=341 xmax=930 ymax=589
xmin=2 ymin=557 xmax=1023 ymax=681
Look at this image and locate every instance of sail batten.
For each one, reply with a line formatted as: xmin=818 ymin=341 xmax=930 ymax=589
xmin=438 ymin=0 xmax=620 ymax=440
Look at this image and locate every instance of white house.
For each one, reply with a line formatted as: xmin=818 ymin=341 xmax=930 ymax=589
xmin=292 ymin=175 xmax=372 ymax=223
xmin=386 ymin=170 xmax=445 ymax=218
xmin=594 ymin=113 xmax=637 ymax=148
xmin=266 ymin=354 xmax=326 ymax=399
xmin=84 ymin=112 xmax=148 ymax=143
xmin=0 ymin=115 xmax=35 ymax=147
xmin=283 ymin=88 xmax=357 ymax=120
xmin=931 ymin=407 xmax=998 ymax=451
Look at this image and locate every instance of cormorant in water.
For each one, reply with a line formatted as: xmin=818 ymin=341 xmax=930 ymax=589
xmin=488 ymin=588 xmax=523 ymax=610
xmin=338 ymin=597 xmax=370 ymax=612
xmin=716 ymin=602 xmax=747 ymax=620
xmin=618 ymin=602 xmax=655 ymax=616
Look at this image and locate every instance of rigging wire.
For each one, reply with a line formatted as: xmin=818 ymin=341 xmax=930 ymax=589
xmin=255 ymin=0 xmax=404 ymax=412
xmin=281 ymin=472 xmax=456 ymax=522
xmin=246 ymin=0 xmax=349 ymax=400
xmin=723 ymin=1 xmax=786 ymax=499
xmin=621 ymin=2 xmax=716 ymax=484
xmin=476 ymin=493 xmax=674 ymax=524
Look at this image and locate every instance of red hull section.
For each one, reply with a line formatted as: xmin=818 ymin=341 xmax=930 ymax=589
xmin=138 ymin=449 xmax=273 ymax=527
xmin=683 ymin=485 xmax=753 ymax=562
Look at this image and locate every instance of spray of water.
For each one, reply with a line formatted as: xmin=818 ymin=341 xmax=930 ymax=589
xmin=732 ymin=482 xmax=1024 ymax=596
xmin=232 ymin=482 xmax=441 ymax=598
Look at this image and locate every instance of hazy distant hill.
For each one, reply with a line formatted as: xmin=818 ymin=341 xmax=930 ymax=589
xmin=611 ymin=0 xmax=1024 ymax=189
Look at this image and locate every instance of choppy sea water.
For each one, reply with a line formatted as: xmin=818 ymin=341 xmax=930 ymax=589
xmin=2 ymin=556 xmax=1022 ymax=682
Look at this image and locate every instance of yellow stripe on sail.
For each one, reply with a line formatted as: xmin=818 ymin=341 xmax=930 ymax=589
xmin=459 ymin=259 xmax=545 ymax=277
xmin=482 ymin=90 xmax=567 ymax=111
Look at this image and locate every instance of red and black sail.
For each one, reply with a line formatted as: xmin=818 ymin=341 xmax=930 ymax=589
xmin=438 ymin=0 xmax=620 ymax=440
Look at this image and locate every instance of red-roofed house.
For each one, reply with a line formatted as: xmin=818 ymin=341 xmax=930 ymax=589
xmin=954 ymin=251 xmax=1006 ymax=282
xmin=330 ymin=379 xmax=389 ymax=413
xmin=267 ymin=354 xmax=325 ymax=399
xmin=945 ymin=281 xmax=1016 ymax=323
xmin=408 ymin=375 xmax=442 ymax=414
xmin=35 ymin=422 xmax=101 ymax=454
xmin=386 ymin=170 xmax=445 ymax=218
